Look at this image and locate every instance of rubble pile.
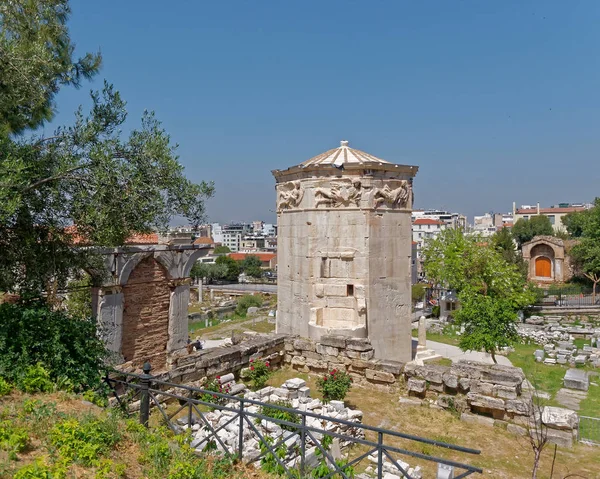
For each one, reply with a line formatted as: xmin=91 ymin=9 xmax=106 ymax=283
xmin=181 ymin=377 xmax=421 ymax=477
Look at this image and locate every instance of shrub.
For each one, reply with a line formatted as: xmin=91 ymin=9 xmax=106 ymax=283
xmin=235 ymin=294 xmax=262 ymax=315
xmin=19 ymin=363 xmax=54 ymax=393
xmin=49 ymin=415 xmax=121 ymax=466
xmin=431 ymin=305 xmax=440 ymax=318
xmin=317 ymin=369 xmax=352 ymax=403
xmin=13 ymin=458 xmax=68 ymax=479
xmin=0 ymin=420 xmax=29 ymax=460
xmin=247 ymin=358 xmax=272 ymax=390
xmin=0 ymin=301 xmax=107 ymax=392
xmin=258 ymin=400 xmax=300 ymax=432
xmin=0 ymin=377 xmax=12 ymax=396
xmin=199 ymin=378 xmax=230 ymax=407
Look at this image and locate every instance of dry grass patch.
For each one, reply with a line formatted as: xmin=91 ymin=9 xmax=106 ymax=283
xmin=267 ymin=367 xmax=600 ymax=478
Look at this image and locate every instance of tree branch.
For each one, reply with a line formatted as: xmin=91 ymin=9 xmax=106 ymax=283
xmin=22 ymin=165 xmax=89 ymax=192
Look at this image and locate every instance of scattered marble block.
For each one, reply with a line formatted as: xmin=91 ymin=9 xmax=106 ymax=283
xmin=543 ymin=358 xmax=557 ymax=365
xmin=534 ymin=350 xmax=545 ymax=362
xmin=564 ymin=368 xmax=589 ymax=391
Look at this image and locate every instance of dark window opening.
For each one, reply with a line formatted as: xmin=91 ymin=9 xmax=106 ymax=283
xmin=347 ymin=284 xmax=354 ymax=296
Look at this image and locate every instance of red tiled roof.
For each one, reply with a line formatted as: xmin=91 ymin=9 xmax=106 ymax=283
xmin=64 ymin=226 xmax=158 ymax=245
xmin=413 ymin=218 xmax=445 ymax=225
xmin=193 ymin=236 xmax=214 ymax=245
xmin=515 ymin=207 xmax=586 ymax=215
xmin=229 ymin=252 xmax=276 ymax=262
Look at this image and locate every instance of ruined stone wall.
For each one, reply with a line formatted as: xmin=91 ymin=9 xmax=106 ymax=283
xmin=282 ymin=335 xmax=404 ymax=389
xmin=122 ymin=257 xmax=171 ymax=369
xmin=142 ymin=335 xmax=288 ymax=385
xmin=404 ymin=361 xmax=579 ymax=447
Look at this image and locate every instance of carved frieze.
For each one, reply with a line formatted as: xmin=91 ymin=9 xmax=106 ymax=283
xmin=277 ymin=181 xmax=304 ymax=211
xmin=314 ymin=180 xmax=362 ymax=208
xmin=372 ymin=180 xmax=411 ymax=209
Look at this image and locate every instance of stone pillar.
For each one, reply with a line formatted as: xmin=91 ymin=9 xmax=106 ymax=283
xmin=198 ymin=279 xmax=203 ymax=302
xmin=94 ymin=286 xmax=124 ymax=360
xmin=210 ymin=289 xmax=214 ymax=302
xmin=418 ymin=316 xmax=427 ymax=350
xmin=167 ymin=279 xmax=191 ymax=353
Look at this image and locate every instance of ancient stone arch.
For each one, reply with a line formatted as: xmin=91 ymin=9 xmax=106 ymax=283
xmin=522 ymin=236 xmax=570 ymax=284
xmin=92 ymin=244 xmax=211 ymax=371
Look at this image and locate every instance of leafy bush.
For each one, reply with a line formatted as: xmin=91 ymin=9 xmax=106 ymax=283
xmin=49 ymin=415 xmax=121 ymax=466
xmin=247 ymin=358 xmax=272 ymax=390
xmin=13 ymin=458 xmax=68 ymax=479
xmin=311 ymin=435 xmax=354 ymax=479
xmin=19 ymin=363 xmax=54 ymax=393
xmin=199 ymin=378 xmax=231 ymax=407
xmin=317 ymin=369 xmax=352 ymax=403
xmin=258 ymin=400 xmax=300 ymax=432
xmin=431 ymin=305 xmax=440 ymax=318
xmin=259 ymin=436 xmax=287 ymax=475
xmin=0 ymin=301 xmax=107 ymax=392
xmin=235 ymin=294 xmax=262 ymax=315
xmin=0 ymin=420 xmax=29 ymax=460
xmin=0 ymin=377 xmax=12 ymax=396
xmin=412 ymin=283 xmax=426 ymax=303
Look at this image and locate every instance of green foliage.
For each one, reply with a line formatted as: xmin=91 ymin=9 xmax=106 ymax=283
xmin=199 ymin=378 xmax=230 ymax=407
xmin=20 ymin=398 xmax=58 ymax=422
xmin=215 ymin=255 xmax=240 ymax=281
xmin=49 ymin=415 xmax=121 ymax=466
xmin=492 ymin=227 xmax=527 ymax=279
xmin=190 ymin=262 xmax=228 ymax=283
xmin=317 ymin=369 xmax=352 ymax=403
xmin=411 ymin=283 xmax=426 ymax=303
xmin=455 ymin=294 xmax=521 ymax=363
xmin=0 ymin=5 xmax=214 ymax=296
xmin=13 ymin=458 xmax=68 ymax=479
xmin=63 ymin=275 xmax=92 ymax=319
xmin=236 ymin=294 xmax=263 ymax=315
xmin=512 ymin=215 xmax=554 ymax=247
xmin=0 ymin=377 xmax=12 ymax=396
xmin=248 ymin=358 xmax=272 ymax=390
xmin=213 ymin=245 xmax=231 ymax=254
xmin=311 ymin=435 xmax=354 ymax=479
xmin=423 ymin=229 xmax=536 ymax=362
xmin=259 ymin=436 xmax=287 ymax=475
xmin=241 ymin=255 xmax=263 ymax=278
xmin=431 ymin=305 xmax=440 ymax=318
xmin=0 ymin=0 xmax=102 ymax=135
xmin=563 ymin=210 xmax=587 ymax=238
xmin=82 ymin=389 xmax=109 ymax=408
xmin=258 ymin=400 xmax=300 ymax=432
xmin=0 ymin=301 xmax=107 ymax=391
xmin=19 ymin=363 xmax=54 ymax=393
xmin=0 ymin=420 xmax=29 ymax=460
xmin=569 ymin=198 xmax=600 ymax=300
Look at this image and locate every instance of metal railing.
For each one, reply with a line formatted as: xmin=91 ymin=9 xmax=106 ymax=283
xmin=104 ymin=363 xmax=483 ymax=479
xmin=538 ymin=293 xmax=600 ymax=309
xmin=579 ymin=416 xmax=600 ymax=446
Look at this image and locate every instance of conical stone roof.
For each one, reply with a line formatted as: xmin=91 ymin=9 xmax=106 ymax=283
xmin=301 ymin=140 xmax=391 ymax=168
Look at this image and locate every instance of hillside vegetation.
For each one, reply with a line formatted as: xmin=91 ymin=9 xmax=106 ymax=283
xmin=0 ymin=390 xmax=257 ymax=479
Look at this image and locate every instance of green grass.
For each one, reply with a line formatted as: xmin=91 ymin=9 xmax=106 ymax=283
xmin=188 ymin=313 xmax=248 ymax=336
xmin=579 ymin=379 xmax=600 ymax=418
xmin=573 ymin=338 xmax=590 ymax=349
xmin=506 ymin=343 xmax=566 ymax=401
xmin=411 ymin=329 xmax=460 ymax=346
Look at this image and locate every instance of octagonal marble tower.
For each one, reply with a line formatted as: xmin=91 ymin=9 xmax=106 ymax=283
xmin=272 ymin=140 xmax=418 ymax=362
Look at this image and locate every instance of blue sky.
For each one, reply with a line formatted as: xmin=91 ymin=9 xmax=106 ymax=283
xmin=47 ymin=1 xmax=600 ymax=224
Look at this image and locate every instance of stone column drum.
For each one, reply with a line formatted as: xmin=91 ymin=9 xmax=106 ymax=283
xmin=272 ymin=140 xmax=418 ymax=362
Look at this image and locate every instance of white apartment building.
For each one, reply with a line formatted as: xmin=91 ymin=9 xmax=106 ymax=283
xmin=412 ymin=218 xmax=447 ymax=277
xmin=512 ymin=202 xmax=590 ymax=232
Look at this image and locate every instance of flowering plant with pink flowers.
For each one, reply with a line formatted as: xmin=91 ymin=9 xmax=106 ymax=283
xmin=248 ymin=358 xmax=272 ymax=390
xmin=317 ymin=368 xmax=352 ymax=403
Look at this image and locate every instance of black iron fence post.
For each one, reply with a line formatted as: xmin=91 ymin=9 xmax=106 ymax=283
xmin=300 ymin=415 xmax=306 ymax=476
xmin=377 ymin=431 xmax=383 ymax=479
xmin=238 ymin=398 xmax=245 ymax=458
xmin=139 ymin=361 xmax=152 ymax=427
